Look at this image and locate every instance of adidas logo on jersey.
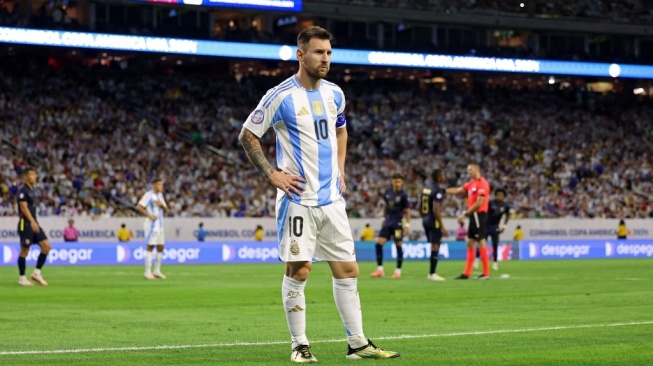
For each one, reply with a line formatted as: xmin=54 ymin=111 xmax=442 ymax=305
xmin=297 ymin=106 xmax=310 ymax=116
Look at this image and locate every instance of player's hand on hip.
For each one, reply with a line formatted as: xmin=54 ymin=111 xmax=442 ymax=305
xmin=269 ymin=171 xmax=306 ymax=199
xmin=31 ymin=221 xmax=40 ymax=233
xmin=149 ymin=214 xmax=158 ymax=221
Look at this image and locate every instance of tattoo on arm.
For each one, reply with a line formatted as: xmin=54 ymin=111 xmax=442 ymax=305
xmin=239 ymin=128 xmax=275 ymax=180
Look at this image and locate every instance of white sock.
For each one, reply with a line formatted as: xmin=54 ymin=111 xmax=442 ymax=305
xmin=154 ymin=252 xmax=162 ymax=273
xmin=145 ymin=251 xmax=152 ymax=274
xmin=282 ymin=276 xmax=308 ymax=349
xmin=34 ymin=269 xmax=41 ymax=276
xmin=333 ymin=277 xmax=367 ymax=349
xmin=376 ymin=266 xmax=383 ymax=271
xmin=19 ymin=275 xmax=27 ymax=281
xmin=394 ymin=268 xmax=401 ymax=274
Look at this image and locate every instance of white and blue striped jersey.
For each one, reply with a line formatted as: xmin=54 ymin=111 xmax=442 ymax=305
xmin=243 ymin=75 xmax=347 ymax=207
xmin=137 ymin=190 xmax=166 ymax=231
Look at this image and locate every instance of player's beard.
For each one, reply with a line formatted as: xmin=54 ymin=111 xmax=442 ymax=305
xmin=307 ymin=64 xmax=329 ymax=80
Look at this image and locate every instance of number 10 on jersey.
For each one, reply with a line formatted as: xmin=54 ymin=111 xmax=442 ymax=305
xmin=314 ymin=119 xmax=328 ymax=140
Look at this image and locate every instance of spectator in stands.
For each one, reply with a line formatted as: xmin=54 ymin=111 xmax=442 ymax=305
xmin=455 ymin=221 xmax=468 ymax=241
xmin=513 ymin=225 xmax=524 ymax=243
xmin=63 ymin=219 xmax=79 ymax=242
xmin=617 ymin=219 xmax=628 ymax=239
xmin=196 ymin=222 xmax=207 ymax=242
xmin=360 ymin=223 xmax=375 ymax=241
xmin=117 ymin=223 xmax=133 ymax=242
xmin=254 ymin=225 xmax=264 ymax=241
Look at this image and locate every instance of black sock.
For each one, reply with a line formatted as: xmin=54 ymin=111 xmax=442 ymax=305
xmin=396 ymin=246 xmax=403 ymax=269
xmin=475 ymin=248 xmax=480 ymax=258
xmin=36 ymin=253 xmax=47 ymax=269
xmin=430 ymin=249 xmax=439 ymax=274
xmin=375 ymin=244 xmax=383 ymax=266
xmin=18 ymin=256 xmax=26 ymax=276
xmin=493 ymin=241 xmax=499 ymax=262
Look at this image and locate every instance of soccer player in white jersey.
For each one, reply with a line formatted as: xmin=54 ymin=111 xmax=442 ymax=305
xmin=137 ymin=178 xmax=168 ymax=280
xmin=239 ymin=26 xmax=399 ymax=363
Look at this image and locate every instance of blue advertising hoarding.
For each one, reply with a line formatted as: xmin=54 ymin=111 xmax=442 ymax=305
xmin=355 ymin=241 xmax=517 ymax=263
xmin=1 ymin=242 xmax=224 ymax=266
xmin=520 ymin=239 xmax=653 ymax=260
xmin=3 ymin=26 xmax=653 ymax=79
xmin=0 ymin=240 xmax=518 ymax=266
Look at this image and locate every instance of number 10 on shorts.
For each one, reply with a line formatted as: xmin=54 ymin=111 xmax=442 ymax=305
xmin=288 ymin=216 xmax=304 ymax=237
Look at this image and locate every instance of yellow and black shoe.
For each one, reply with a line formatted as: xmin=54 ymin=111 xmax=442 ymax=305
xmin=346 ymin=339 xmax=400 ymax=360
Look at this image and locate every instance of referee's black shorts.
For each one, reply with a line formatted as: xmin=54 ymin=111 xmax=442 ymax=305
xmin=468 ymin=212 xmax=488 ymax=241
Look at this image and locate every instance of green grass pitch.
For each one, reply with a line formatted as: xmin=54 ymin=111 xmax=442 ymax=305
xmin=0 ymin=259 xmax=651 ymax=365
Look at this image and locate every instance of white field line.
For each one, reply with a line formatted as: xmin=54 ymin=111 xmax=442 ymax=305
xmin=1 ymin=320 xmax=652 ymax=356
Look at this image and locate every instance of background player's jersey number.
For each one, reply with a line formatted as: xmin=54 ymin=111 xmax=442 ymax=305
xmin=314 ymin=119 xmax=328 ymax=140
xmin=288 ymin=216 xmax=304 ymax=237
xmin=421 ymin=196 xmax=430 ymax=215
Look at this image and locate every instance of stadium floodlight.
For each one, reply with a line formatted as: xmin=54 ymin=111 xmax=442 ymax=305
xmin=2 ymin=26 xmax=653 ymax=79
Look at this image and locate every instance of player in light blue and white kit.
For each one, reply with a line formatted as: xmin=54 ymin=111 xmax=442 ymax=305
xmin=137 ymin=178 xmax=168 ymax=280
xmin=239 ymin=26 xmax=399 ymax=363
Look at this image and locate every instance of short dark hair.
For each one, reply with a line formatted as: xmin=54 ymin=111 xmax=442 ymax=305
xmin=121 ymin=223 xmax=126 ymax=228
xmin=495 ymin=188 xmax=507 ymax=196
xmin=199 ymin=222 xmax=204 ymax=227
xmin=152 ymin=178 xmax=163 ymax=184
xmin=392 ymin=173 xmax=404 ymax=180
xmin=431 ymin=169 xmax=442 ymax=182
xmin=297 ymin=26 xmax=333 ymax=49
xmin=22 ymin=166 xmax=36 ymax=176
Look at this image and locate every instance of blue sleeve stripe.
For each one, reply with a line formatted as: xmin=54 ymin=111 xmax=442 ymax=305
xmin=264 ymin=83 xmax=295 ymax=108
xmin=261 ymin=79 xmax=293 ymax=107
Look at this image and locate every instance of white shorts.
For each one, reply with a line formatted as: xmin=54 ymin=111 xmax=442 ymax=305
xmin=277 ymin=197 xmax=355 ymax=262
xmin=144 ymin=225 xmax=165 ymax=246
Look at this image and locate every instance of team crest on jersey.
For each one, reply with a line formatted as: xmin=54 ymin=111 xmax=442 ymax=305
xmin=327 ymin=98 xmax=336 ymax=115
xmin=290 ymin=240 xmax=300 ymax=255
xmin=251 ymin=109 xmax=264 ymax=124
xmin=395 ymin=197 xmax=401 ymax=203
xmin=311 ymin=101 xmax=324 ymax=116
xmin=24 ymin=239 xmax=30 ymax=245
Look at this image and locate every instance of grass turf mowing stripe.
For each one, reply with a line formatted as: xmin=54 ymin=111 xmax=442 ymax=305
xmin=2 ymin=320 xmax=651 ymax=356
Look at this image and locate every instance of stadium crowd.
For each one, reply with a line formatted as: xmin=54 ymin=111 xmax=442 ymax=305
xmin=311 ymin=0 xmax=653 ymax=25
xmin=1 ymin=56 xmax=651 ymax=220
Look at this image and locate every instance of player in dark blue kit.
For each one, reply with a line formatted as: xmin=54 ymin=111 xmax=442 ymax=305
xmin=475 ymin=188 xmax=510 ymax=271
xmin=419 ymin=169 xmax=448 ymax=281
xmin=16 ymin=167 xmax=51 ymax=286
xmin=370 ymin=173 xmax=411 ymax=279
